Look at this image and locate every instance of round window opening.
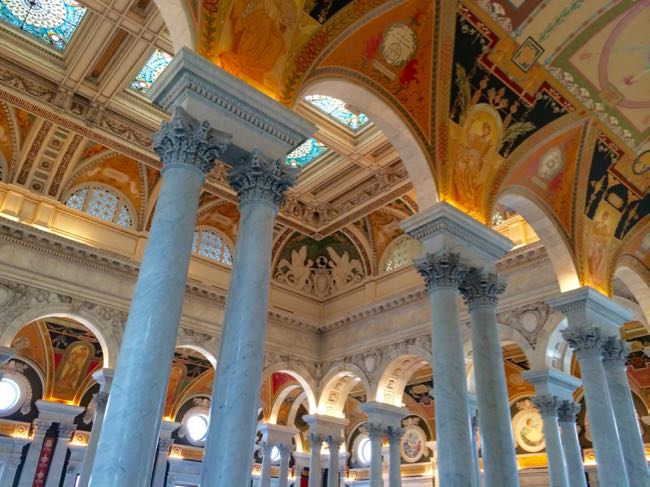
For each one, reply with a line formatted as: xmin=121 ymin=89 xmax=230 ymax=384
xmin=0 ymin=378 xmax=21 ymax=412
xmin=357 ymin=436 xmax=371 ymax=466
xmin=186 ymin=413 xmax=209 ymax=442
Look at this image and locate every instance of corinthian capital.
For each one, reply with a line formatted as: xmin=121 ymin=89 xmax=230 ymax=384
xmin=557 ymin=399 xmax=580 ymax=423
xmin=152 ymin=107 xmax=231 ymax=174
xmin=459 ymin=269 xmax=505 ymax=309
xmin=601 ymin=336 xmax=630 ymax=367
xmin=532 ymin=394 xmax=561 ymax=417
xmin=561 ymin=327 xmax=602 ymax=359
xmin=414 ymin=252 xmax=467 ymax=291
xmin=228 ymin=149 xmax=298 ymax=209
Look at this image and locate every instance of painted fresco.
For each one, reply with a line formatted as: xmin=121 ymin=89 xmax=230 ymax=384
xmin=313 ymin=0 xmax=434 ymax=143
xmin=196 ymin=199 xmax=240 ymax=244
xmin=0 ymin=102 xmax=14 ymax=171
xmin=163 ymin=348 xmax=214 ymax=418
xmin=502 ymin=124 xmax=584 ymax=235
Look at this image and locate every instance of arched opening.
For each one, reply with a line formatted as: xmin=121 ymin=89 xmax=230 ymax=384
xmin=615 ymin=265 xmax=650 ymax=324
xmin=298 ymin=78 xmax=438 ymax=211
xmin=318 ymin=366 xmax=370 ymax=418
xmin=372 ymin=353 xmax=429 ymax=407
xmin=151 ymin=0 xmax=196 ymax=53
xmin=498 ymin=189 xmax=580 ymax=292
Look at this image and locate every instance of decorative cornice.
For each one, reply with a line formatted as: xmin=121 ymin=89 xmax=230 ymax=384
xmin=152 ymin=107 xmax=230 ymax=174
xmin=548 ymin=287 xmax=633 ymax=330
xmin=228 ymin=150 xmax=298 ymax=210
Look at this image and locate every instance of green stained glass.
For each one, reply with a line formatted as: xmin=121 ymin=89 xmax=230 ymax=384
xmin=131 ymin=49 xmax=173 ymax=93
xmin=0 ymin=0 xmax=86 ymax=50
xmin=285 ymin=138 xmax=328 ymax=167
xmin=305 ymin=95 xmax=369 ymax=131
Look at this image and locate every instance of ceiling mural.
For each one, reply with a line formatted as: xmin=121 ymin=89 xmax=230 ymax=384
xmin=164 ymin=348 xmax=214 ymax=419
xmin=0 ymin=102 xmax=16 ymax=175
xmin=11 ymin=318 xmax=103 ymax=404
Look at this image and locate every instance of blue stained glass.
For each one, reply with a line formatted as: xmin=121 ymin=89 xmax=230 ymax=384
xmin=305 ymin=95 xmax=369 ymax=131
xmin=0 ymin=0 xmax=86 ymax=50
xmin=285 ymin=138 xmax=328 ymax=167
xmin=131 ymin=49 xmax=173 ymax=93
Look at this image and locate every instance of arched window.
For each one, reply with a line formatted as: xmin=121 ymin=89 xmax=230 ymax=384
xmin=192 ymin=229 xmax=233 ymax=266
xmin=64 ymin=185 xmax=135 ymax=228
xmin=381 ymin=236 xmax=415 ymax=273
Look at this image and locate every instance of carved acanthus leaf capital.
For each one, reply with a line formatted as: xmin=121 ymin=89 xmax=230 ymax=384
xmin=459 ymin=269 xmax=506 ymax=309
xmin=532 ymin=394 xmax=561 ymax=417
xmin=384 ymin=426 xmax=404 ymax=443
xmin=152 ymin=107 xmax=230 ymax=174
xmin=367 ymin=422 xmax=383 ymax=440
xmin=326 ymin=435 xmax=342 ymax=450
xmin=309 ymin=432 xmax=326 ymax=446
xmin=228 ymin=149 xmax=298 ymax=210
xmin=562 ymin=327 xmax=602 ymax=358
xmin=557 ymin=399 xmax=581 ymax=423
xmin=601 ymin=336 xmax=630 ymax=367
xmin=414 ymin=252 xmax=467 ymax=291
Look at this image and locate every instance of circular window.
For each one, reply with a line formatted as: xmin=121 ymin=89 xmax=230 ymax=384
xmin=0 ymin=378 xmax=21 ymax=412
xmin=356 ymin=436 xmax=371 ymax=466
xmin=185 ymin=413 xmax=209 ymax=443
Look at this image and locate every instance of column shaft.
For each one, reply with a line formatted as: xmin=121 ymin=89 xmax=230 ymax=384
xmin=44 ymin=425 xmax=75 ymax=487
xmin=278 ymin=445 xmax=291 ymax=487
xmin=368 ymin=425 xmax=383 ymax=487
xmin=201 ymin=153 xmax=295 ymax=487
xmin=78 ymin=392 xmax=108 ymax=487
xmin=309 ymin=435 xmax=323 ymax=487
xmin=386 ymin=428 xmax=402 ymax=487
xmin=563 ymin=329 xmax=629 ymax=487
xmin=469 ymin=414 xmax=481 ymax=487
xmin=326 ymin=438 xmax=340 ymax=487
xmin=415 ymin=253 xmax=473 ymax=486
xmin=260 ymin=442 xmax=273 ymax=487
xmin=90 ymin=165 xmax=203 ymax=486
xmin=602 ymin=338 xmax=649 ymax=486
xmin=18 ymin=420 xmax=50 ymax=487
xmin=461 ymin=270 xmax=519 ymax=487
xmin=558 ymin=401 xmax=587 ymax=487
xmin=151 ymin=441 xmax=173 ymax=487
xmin=532 ymin=396 xmax=569 ymax=487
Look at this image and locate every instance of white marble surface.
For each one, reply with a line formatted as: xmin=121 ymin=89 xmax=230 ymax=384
xmin=603 ymin=360 xmax=649 ymax=486
xmin=428 ymin=286 xmax=474 ymax=486
xmin=309 ymin=435 xmax=324 ymax=487
xmin=200 ymin=200 xmax=278 ymax=487
xmin=89 ymin=165 xmax=204 ymax=487
xmin=469 ymin=304 xmax=520 ymax=487
xmin=538 ymin=413 xmax=569 ymax=487
xmin=558 ymin=420 xmax=587 ymax=487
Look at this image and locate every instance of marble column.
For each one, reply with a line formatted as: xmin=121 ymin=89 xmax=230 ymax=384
xmin=532 ymin=395 xmax=569 ymax=487
xmin=17 ymin=418 xmax=51 ymax=487
xmin=468 ymin=403 xmax=481 ymax=487
xmin=460 ymin=270 xmax=519 ymax=487
xmin=0 ymin=437 xmax=29 ymax=486
xmin=78 ymin=368 xmax=113 ymax=487
xmin=326 ymin=436 xmax=341 ymax=487
xmin=201 ymin=153 xmax=297 ymax=487
xmin=151 ymin=421 xmax=179 ymax=487
xmin=44 ymin=423 xmax=76 ymax=487
xmin=367 ymin=423 xmax=383 ymax=487
xmin=309 ymin=433 xmax=325 ymax=487
xmin=601 ymin=336 xmax=649 ymax=486
xmin=413 ymin=252 xmax=474 ymax=487
xmin=62 ymin=444 xmax=86 ymax=487
xmin=260 ymin=441 xmax=274 ymax=487
xmin=557 ymin=400 xmax=587 ymax=487
xmin=278 ymin=443 xmax=291 ymax=487
xmin=293 ymin=451 xmax=310 ymax=484
xmin=562 ymin=327 xmax=628 ymax=487
xmin=385 ymin=426 xmax=403 ymax=487
xmin=90 ymin=109 xmax=229 ymax=487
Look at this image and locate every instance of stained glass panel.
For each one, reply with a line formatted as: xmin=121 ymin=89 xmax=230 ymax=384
xmin=64 ymin=186 xmax=134 ymax=228
xmin=305 ymin=95 xmax=369 ymax=131
xmin=131 ymin=49 xmax=173 ymax=93
xmin=0 ymin=0 xmax=86 ymax=50
xmin=383 ymin=237 xmax=412 ymax=273
xmin=192 ymin=229 xmax=233 ymax=266
xmin=285 ymin=138 xmax=328 ymax=167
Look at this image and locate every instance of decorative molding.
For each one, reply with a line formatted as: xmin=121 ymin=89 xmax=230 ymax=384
xmin=413 ymin=252 xmax=467 ymax=290
xmin=497 ymin=301 xmax=550 ymax=347
xmin=557 ymin=399 xmax=581 ymax=423
xmin=601 ymin=336 xmax=630 ymax=367
xmin=532 ymin=394 xmax=561 ymax=417
xmin=561 ymin=326 xmax=602 ymax=358
xmin=460 ymin=269 xmax=506 ymax=310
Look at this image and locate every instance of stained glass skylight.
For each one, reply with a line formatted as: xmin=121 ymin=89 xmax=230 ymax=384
xmin=285 ymin=138 xmax=328 ymax=167
xmin=131 ymin=49 xmax=173 ymax=93
xmin=0 ymin=0 xmax=86 ymax=50
xmin=305 ymin=95 xmax=369 ymax=131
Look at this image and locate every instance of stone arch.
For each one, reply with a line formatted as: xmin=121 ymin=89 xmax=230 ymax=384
xmin=535 ymin=315 xmax=572 ymax=373
xmin=261 ymin=363 xmax=318 ymax=415
xmin=173 ymin=340 xmax=218 ymax=368
xmin=1 ymin=306 xmax=119 ymax=368
xmin=615 ymin=265 xmax=650 ymax=325
xmin=372 ymin=348 xmax=430 ymax=407
xmin=152 ymin=0 xmax=196 ymax=53
xmin=298 ymin=78 xmax=438 ymax=211
xmin=317 ymin=364 xmax=370 ymax=418
xmin=497 ymin=189 xmax=580 ymax=292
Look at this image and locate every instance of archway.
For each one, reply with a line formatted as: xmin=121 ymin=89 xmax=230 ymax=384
xmin=298 ymin=78 xmax=438 ymax=211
